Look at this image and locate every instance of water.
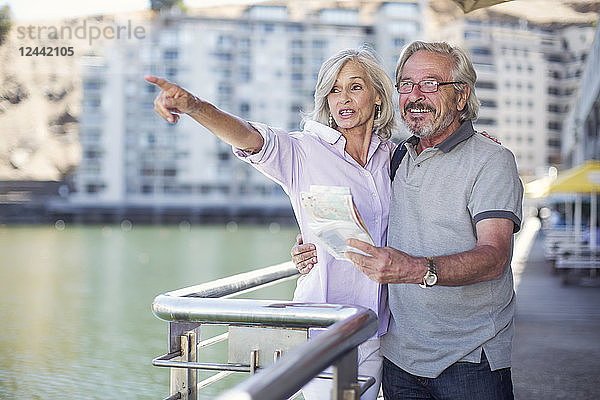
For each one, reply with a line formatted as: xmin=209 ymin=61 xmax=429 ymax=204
xmin=0 ymin=223 xmax=299 ymax=399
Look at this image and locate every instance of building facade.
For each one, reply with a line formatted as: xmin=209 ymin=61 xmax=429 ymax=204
xmin=69 ymin=2 xmax=597 ymax=222
xmin=562 ymin=22 xmax=600 ymax=167
xmin=434 ymin=18 xmax=595 ymax=178
xmin=70 ymin=2 xmax=426 ymax=221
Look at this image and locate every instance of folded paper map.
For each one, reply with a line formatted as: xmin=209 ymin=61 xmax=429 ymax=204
xmin=300 ymin=185 xmax=374 ymax=260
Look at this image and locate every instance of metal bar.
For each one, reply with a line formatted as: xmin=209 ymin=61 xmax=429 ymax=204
xmin=197 ymin=371 xmax=234 ymax=390
xmin=154 ymin=351 xmax=182 ymax=361
xmin=152 ymin=262 xmax=377 ymax=399
xmin=332 ymin=348 xmax=359 ymax=400
xmin=152 ymin=354 xmax=374 ymax=384
xmin=213 ymin=308 xmax=377 ymax=400
xmin=153 ymin=359 xmax=250 ymax=372
xmin=357 ymin=376 xmax=376 ymax=396
xmin=198 ymin=332 xmax=228 ymax=348
xmin=153 ymin=297 xmax=369 ymax=328
xmin=165 ymin=261 xmax=298 ymax=298
xmin=223 ymin=274 xmax=300 ymax=299
xmin=161 ymin=392 xmax=181 ymax=400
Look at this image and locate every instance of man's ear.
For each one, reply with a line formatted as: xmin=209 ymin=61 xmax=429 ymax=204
xmin=456 ymin=85 xmax=470 ymax=112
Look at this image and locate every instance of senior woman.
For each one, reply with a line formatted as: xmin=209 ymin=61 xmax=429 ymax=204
xmin=145 ymin=47 xmax=396 ymax=400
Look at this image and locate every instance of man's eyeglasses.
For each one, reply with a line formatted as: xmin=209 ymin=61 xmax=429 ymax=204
xmin=396 ymin=80 xmax=463 ymax=94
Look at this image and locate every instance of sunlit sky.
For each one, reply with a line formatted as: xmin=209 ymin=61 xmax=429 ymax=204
xmin=1 ymin=0 xmax=265 ymax=21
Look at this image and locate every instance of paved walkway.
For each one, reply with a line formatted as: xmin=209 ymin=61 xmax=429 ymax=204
xmin=512 ymin=218 xmax=600 ymax=399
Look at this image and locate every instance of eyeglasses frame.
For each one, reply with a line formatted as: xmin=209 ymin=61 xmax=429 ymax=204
xmin=395 ymin=80 xmax=464 ymax=94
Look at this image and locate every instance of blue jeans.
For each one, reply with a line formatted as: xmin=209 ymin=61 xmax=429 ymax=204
xmin=382 ymin=353 xmax=514 ymax=400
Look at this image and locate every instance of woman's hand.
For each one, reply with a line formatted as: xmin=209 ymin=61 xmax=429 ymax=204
xmin=291 ymin=234 xmax=318 ymax=274
xmin=145 ymin=75 xmax=198 ymax=123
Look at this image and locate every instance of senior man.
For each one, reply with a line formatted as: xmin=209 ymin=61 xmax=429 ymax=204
xmin=293 ymin=41 xmax=523 ymax=399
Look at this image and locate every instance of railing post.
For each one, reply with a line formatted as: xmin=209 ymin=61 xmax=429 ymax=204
xmin=152 ymin=263 xmax=378 ymax=399
xmin=168 ymin=322 xmax=200 ymax=400
xmin=331 ymin=347 xmax=360 ymax=400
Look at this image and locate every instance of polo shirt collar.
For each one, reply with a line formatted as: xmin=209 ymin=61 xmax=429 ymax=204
xmin=436 ymin=120 xmax=475 ymax=153
xmin=403 ymin=120 xmax=475 ymax=154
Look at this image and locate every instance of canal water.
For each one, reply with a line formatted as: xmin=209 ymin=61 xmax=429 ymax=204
xmin=0 ymin=223 xmax=300 ymax=399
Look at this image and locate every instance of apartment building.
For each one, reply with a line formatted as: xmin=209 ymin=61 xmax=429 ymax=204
xmin=70 ymin=2 xmax=426 ymax=219
xmin=562 ymin=22 xmax=600 ymax=167
xmin=434 ymin=18 xmax=595 ymax=178
xmin=69 ymin=2 xmax=596 ymax=221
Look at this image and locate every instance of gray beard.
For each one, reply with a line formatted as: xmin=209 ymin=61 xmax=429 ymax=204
xmin=401 ymin=109 xmax=456 ymax=139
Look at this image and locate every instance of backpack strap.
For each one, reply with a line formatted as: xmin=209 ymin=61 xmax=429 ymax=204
xmin=390 ymin=140 xmax=408 ymax=182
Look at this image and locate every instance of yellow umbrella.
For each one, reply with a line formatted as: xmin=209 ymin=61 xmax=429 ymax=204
xmin=450 ymin=0 xmax=514 ymax=13
xmin=547 ymin=160 xmax=600 ymax=250
xmin=547 ymin=160 xmax=600 ymax=194
xmin=524 ymin=175 xmax=556 ymax=199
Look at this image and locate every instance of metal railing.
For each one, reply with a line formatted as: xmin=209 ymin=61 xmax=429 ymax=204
xmin=151 ymin=261 xmax=378 ymax=400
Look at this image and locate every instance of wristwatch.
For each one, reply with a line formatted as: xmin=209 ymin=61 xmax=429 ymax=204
xmin=419 ymin=257 xmax=438 ymax=288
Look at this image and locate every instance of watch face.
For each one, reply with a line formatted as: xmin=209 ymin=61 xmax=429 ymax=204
xmin=425 ymin=273 xmax=437 ymax=286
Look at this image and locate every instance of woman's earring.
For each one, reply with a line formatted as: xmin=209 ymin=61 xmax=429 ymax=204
xmin=328 ymin=114 xmax=334 ymax=128
xmin=375 ymin=104 xmax=382 ymax=120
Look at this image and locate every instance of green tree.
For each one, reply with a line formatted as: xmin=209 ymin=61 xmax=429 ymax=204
xmin=150 ymin=0 xmax=184 ymax=12
xmin=0 ymin=5 xmax=11 ymax=46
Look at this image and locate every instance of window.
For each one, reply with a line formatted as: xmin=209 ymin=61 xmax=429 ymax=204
xmin=471 ymin=47 xmax=492 ymax=56
xmin=477 ymin=118 xmax=496 ymax=126
xmin=548 ymin=121 xmax=562 ymax=131
xmin=480 ymin=99 xmax=497 ymax=108
xmin=548 ymin=104 xmax=561 ymax=113
xmin=291 ymin=55 xmax=304 ymax=66
xmin=287 ymin=24 xmax=304 ymax=33
xmin=86 ymin=183 xmax=105 ymax=193
xmin=142 ymin=185 xmax=153 ymax=194
xmin=392 ymin=38 xmax=405 ymax=47
xmin=84 ymin=80 xmax=103 ymax=90
xmin=163 ymin=49 xmax=178 ymax=60
xmin=312 ymin=40 xmax=326 ymax=49
xmin=240 ymin=102 xmax=250 ymax=117
xmin=476 ymin=81 xmax=496 ymax=90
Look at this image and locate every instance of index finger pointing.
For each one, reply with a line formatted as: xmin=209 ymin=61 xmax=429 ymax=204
xmin=144 ymin=75 xmax=171 ymax=89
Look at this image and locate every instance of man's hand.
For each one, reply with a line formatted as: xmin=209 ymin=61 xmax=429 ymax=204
xmin=291 ymin=234 xmax=317 ymax=274
xmin=145 ymin=75 xmax=198 ymax=123
xmin=345 ymin=238 xmax=422 ymax=284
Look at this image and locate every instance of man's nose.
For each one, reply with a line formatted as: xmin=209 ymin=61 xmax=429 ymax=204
xmin=405 ymin=86 xmax=425 ymax=101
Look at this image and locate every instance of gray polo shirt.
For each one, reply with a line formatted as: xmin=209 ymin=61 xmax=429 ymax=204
xmin=381 ymin=120 xmax=523 ymax=378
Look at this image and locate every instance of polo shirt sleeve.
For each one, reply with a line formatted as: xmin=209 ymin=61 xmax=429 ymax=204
xmin=231 ymin=121 xmax=296 ymax=190
xmin=469 ymin=147 xmax=523 ymax=233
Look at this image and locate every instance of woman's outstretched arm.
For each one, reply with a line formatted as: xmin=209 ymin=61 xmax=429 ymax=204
xmin=145 ymin=75 xmax=264 ymax=154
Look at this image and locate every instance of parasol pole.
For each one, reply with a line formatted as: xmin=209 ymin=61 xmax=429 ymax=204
xmin=575 ymin=194 xmax=582 ymax=235
xmin=591 ymin=190 xmax=597 ymax=253
xmin=565 ymin=197 xmax=572 ymax=228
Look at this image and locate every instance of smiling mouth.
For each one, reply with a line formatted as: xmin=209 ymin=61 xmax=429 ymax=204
xmin=339 ymin=109 xmax=355 ymax=117
xmin=405 ymin=103 xmax=434 ymax=114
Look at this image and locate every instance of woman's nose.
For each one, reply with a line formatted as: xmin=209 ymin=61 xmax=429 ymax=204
xmin=339 ymin=90 xmax=351 ymax=103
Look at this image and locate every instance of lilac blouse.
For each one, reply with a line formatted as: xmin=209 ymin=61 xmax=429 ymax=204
xmin=233 ymin=120 xmax=393 ymax=336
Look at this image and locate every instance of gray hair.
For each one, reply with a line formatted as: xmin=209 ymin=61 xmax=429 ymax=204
xmin=395 ymin=41 xmax=479 ymax=122
xmin=303 ymin=47 xmax=396 ymax=141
